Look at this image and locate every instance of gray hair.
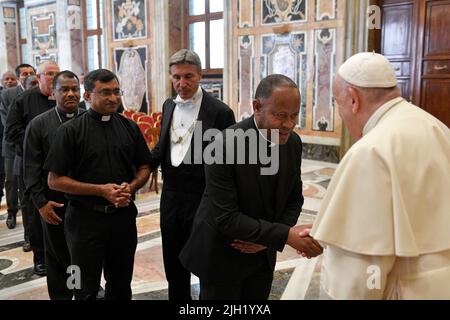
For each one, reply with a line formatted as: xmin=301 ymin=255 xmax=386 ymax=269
xmin=169 ymin=49 xmax=202 ymax=73
xmin=37 ymin=60 xmax=59 ymax=75
xmin=255 ymin=74 xmax=299 ymax=100
xmin=2 ymin=71 xmax=16 ymax=81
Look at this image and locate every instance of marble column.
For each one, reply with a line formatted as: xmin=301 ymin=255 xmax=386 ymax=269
xmin=222 ymin=0 xmax=233 ymax=107
xmin=340 ymin=0 xmax=370 ymax=158
xmin=151 ymin=0 xmax=170 ymax=111
xmin=56 ymin=0 xmax=83 ymax=75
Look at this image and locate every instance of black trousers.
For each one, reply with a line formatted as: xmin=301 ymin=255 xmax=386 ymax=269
xmin=65 ymin=202 xmax=138 ymax=300
xmin=160 ymin=189 xmax=203 ymax=300
xmin=5 ymin=158 xmax=29 ymax=241
xmin=25 ymin=200 xmax=45 ymax=265
xmin=200 ymin=260 xmax=274 ymax=300
xmin=40 ymin=205 xmax=72 ymax=300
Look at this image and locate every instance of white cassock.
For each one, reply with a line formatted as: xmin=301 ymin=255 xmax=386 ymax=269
xmin=311 ymin=97 xmax=450 ymax=299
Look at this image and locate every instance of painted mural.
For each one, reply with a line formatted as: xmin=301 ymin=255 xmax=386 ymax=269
xmin=112 ymin=0 xmax=146 ymax=41
xmin=114 ymin=46 xmax=148 ymax=113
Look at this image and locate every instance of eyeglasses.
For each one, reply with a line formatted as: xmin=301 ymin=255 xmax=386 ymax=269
xmin=42 ymin=71 xmax=59 ymax=77
xmin=92 ymin=89 xmax=123 ymax=97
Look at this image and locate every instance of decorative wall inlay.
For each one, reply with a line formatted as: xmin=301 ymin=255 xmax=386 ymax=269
xmin=114 ymin=46 xmax=148 ymax=113
xmin=260 ymin=32 xmax=307 ymax=128
xmin=315 ymin=0 xmax=337 ymax=21
xmin=202 ymin=81 xmax=223 ymax=101
xmin=313 ymin=28 xmax=336 ymax=132
xmin=302 ymin=143 xmax=340 ymax=163
xmin=232 ymin=1 xmax=345 ymax=147
xmin=261 ymin=0 xmax=306 ymax=25
xmin=112 ymin=0 xmax=147 ymax=41
xmin=32 ymin=53 xmax=57 ymax=66
xmin=238 ymin=35 xmax=255 ymax=120
xmin=3 ymin=7 xmax=15 ymax=19
xmin=28 ymin=4 xmax=58 ymax=66
xmin=66 ymin=4 xmax=81 ymax=30
xmin=238 ymin=0 xmax=254 ymax=28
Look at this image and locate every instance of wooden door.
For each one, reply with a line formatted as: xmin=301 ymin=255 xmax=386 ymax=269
xmin=415 ymin=0 xmax=450 ymax=125
xmin=380 ymin=0 xmax=417 ymax=101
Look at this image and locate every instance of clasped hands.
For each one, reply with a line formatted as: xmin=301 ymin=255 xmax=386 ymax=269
xmin=102 ymin=182 xmax=133 ymax=208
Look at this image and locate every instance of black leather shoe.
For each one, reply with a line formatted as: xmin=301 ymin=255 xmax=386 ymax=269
xmin=96 ymin=286 xmax=105 ymax=300
xmin=6 ymin=215 xmax=16 ymax=229
xmin=22 ymin=241 xmax=31 ymax=252
xmin=33 ymin=264 xmax=46 ymax=276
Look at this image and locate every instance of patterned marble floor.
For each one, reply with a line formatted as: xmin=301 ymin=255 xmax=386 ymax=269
xmin=0 ymin=159 xmax=336 ymax=300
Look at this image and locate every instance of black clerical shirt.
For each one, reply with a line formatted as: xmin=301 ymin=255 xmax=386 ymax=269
xmin=43 ymin=108 xmax=151 ymax=205
xmin=24 ymin=107 xmax=85 ymax=210
xmin=5 ymin=86 xmax=56 ymax=156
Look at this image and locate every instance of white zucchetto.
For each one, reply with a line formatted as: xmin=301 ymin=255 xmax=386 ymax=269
xmin=338 ymin=52 xmax=397 ymax=88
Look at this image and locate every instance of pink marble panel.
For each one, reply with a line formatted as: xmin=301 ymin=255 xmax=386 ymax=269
xmin=238 ymin=35 xmax=254 ymax=120
xmin=313 ymin=28 xmax=336 ymax=131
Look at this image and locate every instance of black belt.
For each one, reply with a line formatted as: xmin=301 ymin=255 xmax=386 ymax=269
xmin=70 ymin=200 xmax=118 ymax=214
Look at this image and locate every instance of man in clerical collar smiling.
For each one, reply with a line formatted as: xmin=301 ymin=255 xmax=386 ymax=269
xmin=23 ymin=70 xmax=83 ymax=299
xmin=45 ymin=69 xmax=151 ymax=300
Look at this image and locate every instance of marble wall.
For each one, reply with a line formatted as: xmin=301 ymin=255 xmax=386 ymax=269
xmin=0 ymin=3 xmax=19 ymax=74
xmin=231 ymin=0 xmax=346 ymax=150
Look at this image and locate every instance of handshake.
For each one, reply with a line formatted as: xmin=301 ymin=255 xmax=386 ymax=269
xmin=287 ymin=224 xmax=323 ymax=258
xmin=230 ymin=224 xmax=323 ymax=258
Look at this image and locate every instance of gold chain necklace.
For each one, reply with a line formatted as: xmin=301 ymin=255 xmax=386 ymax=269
xmin=170 ymin=120 xmax=196 ymax=144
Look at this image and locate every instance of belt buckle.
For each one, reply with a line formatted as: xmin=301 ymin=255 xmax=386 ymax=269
xmin=104 ymin=205 xmax=116 ymax=213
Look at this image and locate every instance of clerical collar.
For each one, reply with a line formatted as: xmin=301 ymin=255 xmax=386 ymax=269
xmin=363 ymin=97 xmax=404 ymax=136
xmin=253 ymin=117 xmax=276 ymax=147
xmin=88 ymin=108 xmax=112 ymax=122
xmin=173 ymin=87 xmax=203 ymax=107
xmin=56 ymin=106 xmax=77 ymax=118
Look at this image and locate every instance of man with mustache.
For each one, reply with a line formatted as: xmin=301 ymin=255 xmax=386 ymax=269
xmin=5 ymin=61 xmax=60 ymax=276
xmin=24 ymin=70 xmax=84 ymax=299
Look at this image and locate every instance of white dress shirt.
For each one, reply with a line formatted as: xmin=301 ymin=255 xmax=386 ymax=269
xmin=170 ymin=87 xmax=203 ymax=167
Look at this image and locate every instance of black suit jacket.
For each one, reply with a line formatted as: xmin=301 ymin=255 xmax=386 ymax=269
xmin=179 ymin=116 xmax=304 ymax=284
xmin=0 ymin=85 xmax=23 ymax=158
xmin=150 ymin=90 xmax=235 ymax=184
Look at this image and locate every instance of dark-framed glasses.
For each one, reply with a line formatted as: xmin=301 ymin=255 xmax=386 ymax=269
xmin=93 ymin=89 xmax=123 ymax=97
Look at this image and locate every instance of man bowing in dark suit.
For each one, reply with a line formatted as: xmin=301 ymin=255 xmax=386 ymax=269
xmin=180 ymin=74 xmax=323 ymax=300
xmin=150 ymin=49 xmax=235 ymax=300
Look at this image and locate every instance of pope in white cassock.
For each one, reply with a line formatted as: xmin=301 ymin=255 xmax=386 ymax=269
xmin=310 ymin=52 xmax=450 ymax=299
